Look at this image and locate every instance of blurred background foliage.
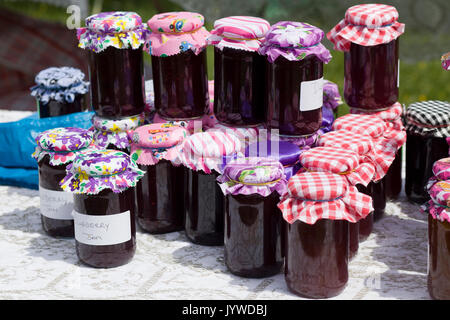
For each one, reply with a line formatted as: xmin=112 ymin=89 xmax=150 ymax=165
xmin=1 ymin=0 xmax=449 ymax=114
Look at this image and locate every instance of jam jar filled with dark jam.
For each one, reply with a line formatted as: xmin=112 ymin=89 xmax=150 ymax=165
xmin=344 ymin=40 xmax=399 ymax=110
xmin=358 ymin=181 xmax=386 ymax=222
xmin=33 ymin=127 xmax=96 ymax=238
xmin=327 ymin=4 xmax=404 ymax=111
xmin=31 ymin=67 xmax=89 ymax=118
xmin=260 ymin=21 xmax=331 ymax=137
xmin=147 ymin=12 xmax=210 ymax=120
xmin=181 ymin=131 xmax=241 ymax=246
xmin=78 ymin=11 xmax=147 ymax=118
xmin=131 ymin=123 xmax=188 ymax=234
xmin=405 ymin=101 xmax=450 ymax=204
xmin=285 ymin=219 xmax=349 ymax=298
xmin=210 ymin=16 xmax=270 ymax=127
xmin=384 ymin=147 xmax=402 ymax=200
xmin=60 ymin=149 xmax=145 ymax=268
xmin=219 ymin=157 xmax=286 ymax=277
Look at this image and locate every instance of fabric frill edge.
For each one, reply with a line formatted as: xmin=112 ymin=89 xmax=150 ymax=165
xmin=259 ymin=42 xmax=332 ymax=64
xmin=216 ymin=176 xmax=288 ymax=198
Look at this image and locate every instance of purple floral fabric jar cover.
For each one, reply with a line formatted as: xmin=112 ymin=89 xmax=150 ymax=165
xmin=60 ymin=149 xmax=145 ymax=195
xmin=323 ymin=79 xmax=343 ymax=111
xmin=217 ymin=157 xmax=287 ymax=197
xmin=92 ymin=113 xmax=146 ymax=150
xmin=77 ymin=11 xmax=149 ymax=53
xmin=32 ymin=127 xmax=97 ymax=166
xmin=258 ymin=21 xmax=332 ymax=63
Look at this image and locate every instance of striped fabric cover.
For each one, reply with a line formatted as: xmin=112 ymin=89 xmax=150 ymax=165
xmin=207 ymin=16 xmax=270 ymax=52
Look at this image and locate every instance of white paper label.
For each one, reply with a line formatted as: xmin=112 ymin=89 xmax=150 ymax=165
xmin=300 ymin=77 xmax=324 ymax=112
xmin=397 ymin=59 xmax=400 ymax=88
xmin=39 ymin=186 xmax=74 ymax=220
xmin=73 ymin=210 xmax=131 ymax=246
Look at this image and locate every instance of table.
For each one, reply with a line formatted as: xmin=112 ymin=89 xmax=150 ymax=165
xmin=0 ymin=110 xmax=430 ymax=300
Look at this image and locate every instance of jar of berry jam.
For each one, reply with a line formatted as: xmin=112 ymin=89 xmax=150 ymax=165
xmin=217 ymin=157 xmax=287 ymax=277
xmin=30 ymin=67 xmax=89 ymax=118
xmin=32 ymin=127 xmax=96 ymax=238
xmin=77 ymin=11 xmax=148 ymax=118
xmin=278 ymin=171 xmax=373 ymax=298
xmin=60 ymin=150 xmax=145 ymax=268
xmin=259 ymin=21 xmax=332 ymax=137
xmin=327 ymin=4 xmax=405 ymax=111
xmin=207 ymin=16 xmax=270 ymax=127
xmin=351 ymin=103 xmax=406 ymax=200
xmin=300 ymin=146 xmax=376 ymax=259
xmin=405 ymin=101 xmax=450 ymax=204
xmin=333 ymin=113 xmax=404 ymax=221
xmin=146 ymin=12 xmax=210 ymax=120
xmin=179 ymin=131 xmax=241 ymax=246
xmin=130 ymin=123 xmax=188 ymax=234
xmin=92 ymin=113 xmax=145 ymax=154
xmin=423 ymin=161 xmax=450 ymax=299
xmin=317 ymin=130 xmax=378 ymax=240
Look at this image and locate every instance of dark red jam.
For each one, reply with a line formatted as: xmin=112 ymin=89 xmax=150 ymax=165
xmin=214 ymin=47 xmax=265 ymax=127
xmin=344 ymin=39 xmax=399 ymax=110
xmin=406 ymin=133 xmax=449 ymax=204
xmin=38 ymin=94 xmax=87 ymax=118
xmin=384 ymin=148 xmax=402 ymax=200
xmin=88 ymin=46 xmax=145 ymax=118
xmin=73 ymin=187 xmax=136 ymax=268
xmin=358 ymin=212 xmax=374 ymax=242
xmin=357 ymin=181 xmax=386 ymax=221
xmin=265 ymin=55 xmax=323 ymax=136
xmin=185 ymin=170 xmax=224 ymax=246
xmin=428 ymin=214 xmax=450 ymax=300
xmin=349 ymin=222 xmax=359 ymax=260
xmin=152 ymin=50 xmax=209 ymax=120
xmin=38 ymin=155 xmax=74 ymax=238
xmin=136 ymin=161 xmax=185 ymax=234
xmin=224 ymin=193 xmax=283 ymax=278
xmin=285 ymin=219 xmax=349 ymax=298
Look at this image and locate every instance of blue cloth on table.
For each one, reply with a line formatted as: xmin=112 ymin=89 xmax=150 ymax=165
xmin=0 ymin=111 xmax=94 ymax=189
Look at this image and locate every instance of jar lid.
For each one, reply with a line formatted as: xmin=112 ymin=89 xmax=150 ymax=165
xmin=60 ymin=149 xmax=145 ymax=194
xmin=30 ymin=67 xmax=89 ymax=105
xmin=146 ymin=12 xmax=209 ymax=57
xmin=278 ymin=171 xmax=373 ymax=225
xmin=300 ymin=146 xmax=375 ymax=187
xmin=207 ymin=16 xmax=270 ymax=52
xmin=333 ymin=113 xmax=386 ymax=139
xmin=86 ymin=11 xmax=142 ymax=33
xmin=405 ymin=100 xmax=450 ymax=138
xmin=129 ymin=123 xmax=188 ymax=166
xmin=178 ymin=131 xmax=242 ymax=174
xmin=32 ymin=127 xmax=96 ymax=166
xmin=327 ymin=4 xmax=405 ymax=51
xmin=442 ymin=52 xmax=450 ymax=71
xmin=259 ymin=21 xmax=332 ymax=63
xmin=317 ymin=130 xmax=374 ymax=156
xmin=217 ymin=157 xmax=287 ymax=197
xmin=77 ymin=11 xmax=148 ymax=53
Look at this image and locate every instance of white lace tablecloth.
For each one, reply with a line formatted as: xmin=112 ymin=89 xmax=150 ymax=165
xmin=0 ymin=110 xmax=430 ymax=300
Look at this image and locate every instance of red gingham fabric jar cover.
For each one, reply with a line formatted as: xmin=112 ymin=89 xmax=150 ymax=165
xmin=333 ymin=113 xmax=397 ymax=181
xmin=327 ymin=4 xmax=405 ymax=51
xmin=300 ymin=146 xmax=375 ymax=187
xmin=317 ymin=130 xmax=374 ymax=156
xmin=278 ymin=171 xmax=373 ymax=225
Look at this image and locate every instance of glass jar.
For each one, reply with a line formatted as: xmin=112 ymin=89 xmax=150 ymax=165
xmin=349 ymin=222 xmax=359 ymax=259
xmin=60 ymin=149 xmax=145 ymax=268
xmin=130 ymin=123 xmax=188 ymax=234
xmin=218 ymin=157 xmax=286 ymax=277
xmin=30 ymin=67 xmax=89 ymax=118
xmin=77 ymin=11 xmax=147 ymax=118
xmin=327 ymin=4 xmax=404 ymax=111
xmin=285 ymin=219 xmax=349 ymax=298
xmin=147 ymin=12 xmax=210 ymax=120
xmin=344 ymin=40 xmax=399 ymax=110
xmin=32 ymin=127 xmax=96 ymax=238
xmin=73 ymin=187 xmax=136 ymax=268
xmin=385 ymin=148 xmax=402 ymax=200
xmin=259 ymin=21 xmax=331 ymax=137
xmin=210 ymin=16 xmax=270 ymax=127
xmin=405 ymin=101 xmax=450 ymax=204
